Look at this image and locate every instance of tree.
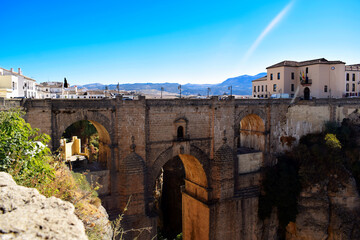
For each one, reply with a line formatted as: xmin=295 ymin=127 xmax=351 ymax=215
xmin=64 ymin=77 xmax=69 ymax=88
xmin=0 ymin=109 xmax=53 ymax=185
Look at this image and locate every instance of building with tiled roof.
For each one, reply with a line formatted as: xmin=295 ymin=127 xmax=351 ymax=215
xmin=37 ymin=81 xmax=64 ymax=99
xmin=0 ymin=67 xmax=37 ymax=98
xmin=266 ymin=58 xmax=345 ymax=69
xmin=252 ymin=58 xmax=360 ymax=99
xmin=252 ymin=75 xmax=268 ymax=98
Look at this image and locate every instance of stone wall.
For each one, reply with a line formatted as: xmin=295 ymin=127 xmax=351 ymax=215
xmin=1 ymin=97 xmax=359 ymax=239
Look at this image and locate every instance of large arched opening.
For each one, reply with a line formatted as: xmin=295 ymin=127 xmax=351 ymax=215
xmin=150 ymin=150 xmax=209 ymax=240
xmin=154 ymin=156 xmax=185 ymax=239
xmin=304 ymin=87 xmax=310 ymax=100
xmin=239 ymin=114 xmax=265 ymax=152
xmin=61 ymin=120 xmax=111 ymax=195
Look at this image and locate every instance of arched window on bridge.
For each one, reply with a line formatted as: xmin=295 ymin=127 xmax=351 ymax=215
xmin=174 ymin=117 xmax=187 ymax=141
xmin=177 ymin=126 xmax=184 ymax=140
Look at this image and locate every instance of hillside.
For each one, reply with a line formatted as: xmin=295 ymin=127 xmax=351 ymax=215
xmin=79 ymin=73 xmax=266 ymax=96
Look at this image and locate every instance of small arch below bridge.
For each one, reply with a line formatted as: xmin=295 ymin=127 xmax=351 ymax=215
xmin=239 ymin=113 xmax=265 ymax=152
xmin=61 ymin=120 xmax=112 ymax=196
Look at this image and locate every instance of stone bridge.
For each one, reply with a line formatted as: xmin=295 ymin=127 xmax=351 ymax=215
xmin=10 ymin=97 xmax=360 ymax=239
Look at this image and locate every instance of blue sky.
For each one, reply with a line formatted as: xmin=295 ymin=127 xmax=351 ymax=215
xmin=1 ymin=0 xmax=360 ymax=85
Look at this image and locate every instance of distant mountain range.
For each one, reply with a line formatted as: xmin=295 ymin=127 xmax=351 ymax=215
xmin=78 ymin=73 xmax=266 ymax=96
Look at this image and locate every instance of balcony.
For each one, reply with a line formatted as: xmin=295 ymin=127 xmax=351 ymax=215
xmin=300 ymin=77 xmax=312 ymax=86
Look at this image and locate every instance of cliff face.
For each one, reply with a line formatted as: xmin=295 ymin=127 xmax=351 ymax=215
xmin=0 ymin=172 xmax=88 ymax=240
xmin=286 ymin=176 xmax=360 ymax=240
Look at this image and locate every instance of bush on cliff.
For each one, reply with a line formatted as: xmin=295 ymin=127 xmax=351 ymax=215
xmin=0 ymin=109 xmax=109 ymax=239
xmin=0 ymin=108 xmax=54 ymax=188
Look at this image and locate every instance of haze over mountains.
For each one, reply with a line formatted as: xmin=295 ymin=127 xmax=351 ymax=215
xmin=79 ymin=73 xmax=266 ymax=96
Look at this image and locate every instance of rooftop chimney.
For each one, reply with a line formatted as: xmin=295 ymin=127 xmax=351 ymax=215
xmin=18 ymin=68 xmax=22 ymax=75
xmin=10 ymin=68 xmax=13 ymax=72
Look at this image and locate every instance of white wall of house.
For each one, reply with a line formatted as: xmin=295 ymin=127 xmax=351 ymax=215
xmin=0 ymin=68 xmax=37 ymax=98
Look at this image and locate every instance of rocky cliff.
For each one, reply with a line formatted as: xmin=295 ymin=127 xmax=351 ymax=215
xmin=284 ymin=112 xmax=360 ymax=240
xmin=0 ymin=172 xmax=88 ymax=240
xmin=286 ymin=176 xmax=360 ymax=240
xmin=260 ymin=112 xmax=360 ymax=240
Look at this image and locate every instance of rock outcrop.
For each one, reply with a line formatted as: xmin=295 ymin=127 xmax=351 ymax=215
xmin=0 ymin=172 xmax=88 ymax=240
xmin=286 ymin=176 xmax=360 ymax=240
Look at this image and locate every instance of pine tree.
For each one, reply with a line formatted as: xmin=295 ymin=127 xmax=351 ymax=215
xmin=64 ymin=77 xmax=69 ymax=88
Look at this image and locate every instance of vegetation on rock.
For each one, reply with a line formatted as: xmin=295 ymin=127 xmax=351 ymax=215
xmin=0 ymin=109 xmax=109 ymax=239
xmin=259 ymin=120 xmax=360 ymax=239
xmin=0 ymin=108 xmax=54 ymax=188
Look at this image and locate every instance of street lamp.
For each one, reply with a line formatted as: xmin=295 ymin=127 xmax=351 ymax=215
xmin=161 ymin=87 xmax=164 ymax=99
xmin=178 ymin=85 xmax=182 ymax=98
xmin=207 ymin=87 xmax=211 ymax=98
xmin=228 ymin=86 xmax=232 ymax=97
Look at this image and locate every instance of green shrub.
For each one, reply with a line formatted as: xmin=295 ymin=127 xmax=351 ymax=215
xmin=175 ymin=232 xmax=183 ymax=240
xmin=0 ymin=109 xmax=107 ymax=239
xmin=0 ymin=108 xmax=54 ymax=187
xmin=72 ymin=172 xmax=99 ymax=198
xmin=325 ymin=133 xmax=341 ymax=149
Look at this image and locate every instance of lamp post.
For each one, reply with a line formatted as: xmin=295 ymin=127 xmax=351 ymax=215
xmin=178 ymin=85 xmax=182 ymax=98
xmin=329 ymin=66 xmax=334 ymax=99
xmin=228 ymin=86 xmax=232 ymax=97
xmin=207 ymin=87 xmax=211 ymax=98
xmin=161 ymin=87 xmax=164 ymax=99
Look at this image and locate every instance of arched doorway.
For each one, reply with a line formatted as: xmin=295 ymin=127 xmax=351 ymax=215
xmin=61 ymin=120 xmax=111 ymax=195
xmin=304 ymin=87 xmax=310 ymax=100
xmin=239 ymin=114 xmax=265 ymax=152
xmin=177 ymin=126 xmax=184 ymax=140
xmin=154 ymin=156 xmax=185 ymax=239
xmin=150 ymin=150 xmax=209 ymax=240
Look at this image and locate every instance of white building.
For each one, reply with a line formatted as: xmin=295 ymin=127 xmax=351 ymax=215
xmin=37 ymin=82 xmax=64 ymax=99
xmin=252 ymin=58 xmax=360 ymax=99
xmin=0 ymin=67 xmax=37 ymax=98
xmin=345 ymin=64 xmax=360 ymax=97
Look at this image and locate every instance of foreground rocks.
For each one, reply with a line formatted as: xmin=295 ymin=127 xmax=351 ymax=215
xmin=0 ymin=172 xmax=88 ymax=240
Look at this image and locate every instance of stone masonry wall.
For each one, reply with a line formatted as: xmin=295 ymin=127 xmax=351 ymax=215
xmin=1 ymin=97 xmax=359 ymax=240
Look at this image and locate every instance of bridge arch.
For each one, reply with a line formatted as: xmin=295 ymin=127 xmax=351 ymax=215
xmin=55 ymin=110 xmax=113 ymax=174
xmin=235 ymin=110 xmax=266 ymax=151
xmin=148 ymin=145 xmax=209 ymax=193
xmin=236 ymin=108 xmax=266 ymax=125
xmin=147 ymin=145 xmax=210 ymax=239
xmin=54 ymin=111 xmax=113 ymax=150
xmin=60 ymin=119 xmax=112 ymax=168
xmin=58 ymin=117 xmax=113 ymax=198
